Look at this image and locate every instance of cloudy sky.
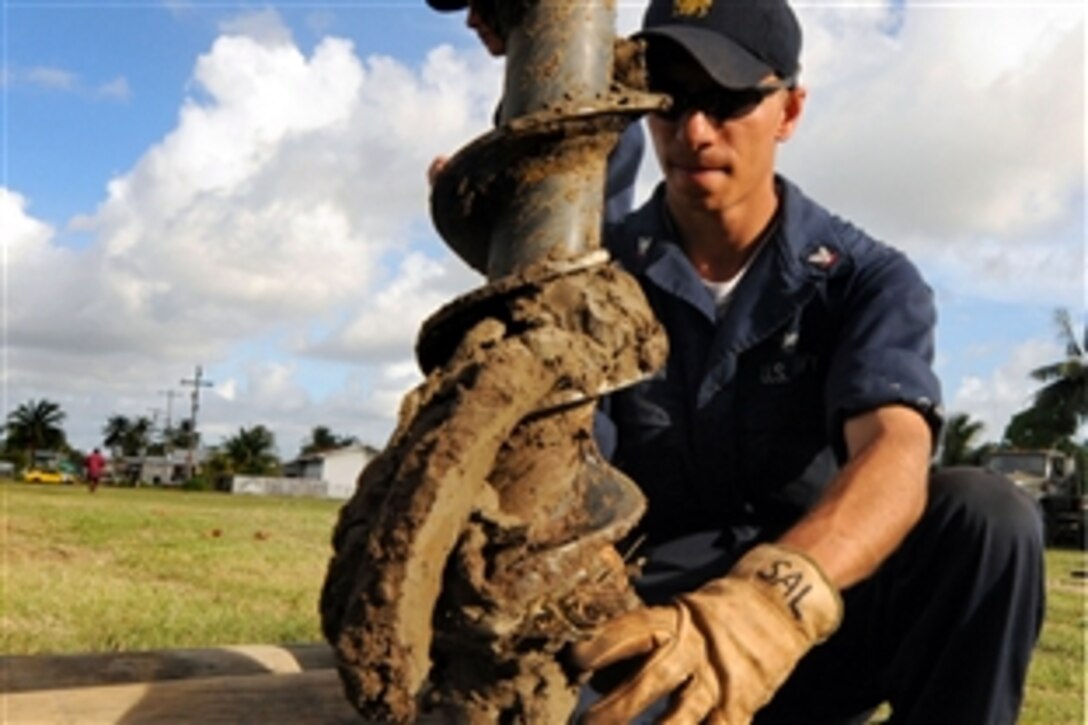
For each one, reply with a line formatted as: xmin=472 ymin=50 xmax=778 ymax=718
xmin=2 ymin=0 xmax=1084 ymax=459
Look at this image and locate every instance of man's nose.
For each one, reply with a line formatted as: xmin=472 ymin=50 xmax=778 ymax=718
xmin=676 ymin=109 xmax=718 ymax=148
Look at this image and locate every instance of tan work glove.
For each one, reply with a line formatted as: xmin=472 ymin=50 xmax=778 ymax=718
xmin=570 ymin=543 xmax=842 ymax=725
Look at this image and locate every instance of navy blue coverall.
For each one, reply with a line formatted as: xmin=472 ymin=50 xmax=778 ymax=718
xmin=596 ymin=178 xmax=1046 ymax=724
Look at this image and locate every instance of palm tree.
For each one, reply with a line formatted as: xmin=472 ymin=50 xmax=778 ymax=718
xmin=5 ymin=399 xmax=67 ymax=465
xmin=1005 ymin=308 xmax=1088 ymax=448
xmin=168 ymin=419 xmax=199 ymax=452
xmin=1004 ymin=405 xmax=1070 ymax=450
xmin=103 ymin=415 xmax=131 ymax=459
xmin=102 ymin=415 xmax=153 ymax=457
xmin=1028 ymin=308 xmax=1087 ymax=432
xmin=223 ymin=425 xmax=280 ymax=476
xmin=939 ymin=412 xmax=987 ymax=467
xmin=125 ymin=417 xmax=153 ymax=457
xmin=301 ymin=425 xmax=357 ymax=455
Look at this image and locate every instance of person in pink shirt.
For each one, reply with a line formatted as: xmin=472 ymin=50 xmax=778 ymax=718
xmin=85 ymin=448 xmax=106 ymax=493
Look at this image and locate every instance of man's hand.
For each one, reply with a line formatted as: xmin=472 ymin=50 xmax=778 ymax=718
xmin=570 ymin=544 xmax=842 ymax=725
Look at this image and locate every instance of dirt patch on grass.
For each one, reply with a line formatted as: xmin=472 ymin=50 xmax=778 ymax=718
xmin=1048 ymin=574 xmax=1088 ymax=595
xmin=5 ymin=541 xmax=81 ymax=564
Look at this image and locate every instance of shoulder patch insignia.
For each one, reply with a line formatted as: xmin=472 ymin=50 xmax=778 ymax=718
xmin=674 ymin=0 xmax=713 ymax=18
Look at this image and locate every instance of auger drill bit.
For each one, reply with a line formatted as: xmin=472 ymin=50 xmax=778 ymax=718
xmin=320 ymin=1 xmax=668 ymax=722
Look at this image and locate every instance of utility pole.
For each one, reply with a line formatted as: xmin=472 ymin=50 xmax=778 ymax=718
xmin=179 ymin=365 xmax=213 ymax=482
xmin=142 ymin=407 xmax=162 ymax=487
xmin=146 ymin=407 xmax=162 ymax=445
xmin=159 ymin=389 xmax=180 ymax=454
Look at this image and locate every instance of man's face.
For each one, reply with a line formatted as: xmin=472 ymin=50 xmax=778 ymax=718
xmin=467 ymin=0 xmax=505 ymax=57
xmin=646 ymin=52 xmax=803 ymax=216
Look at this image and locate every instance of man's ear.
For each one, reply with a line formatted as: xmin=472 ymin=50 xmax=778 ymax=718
xmin=776 ymin=85 xmax=807 ymax=142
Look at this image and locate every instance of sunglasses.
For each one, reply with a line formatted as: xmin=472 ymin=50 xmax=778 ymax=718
xmin=652 ymin=78 xmax=795 ymax=123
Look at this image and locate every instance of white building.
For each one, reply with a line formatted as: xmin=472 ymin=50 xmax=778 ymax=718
xmin=279 ymin=444 xmax=376 ymax=499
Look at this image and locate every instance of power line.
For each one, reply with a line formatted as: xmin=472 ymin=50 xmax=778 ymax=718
xmin=158 ymin=389 xmax=180 ymax=434
xmin=179 ymin=365 xmax=213 ymax=481
xmin=158 ymin=389 xmax=181 ymax=456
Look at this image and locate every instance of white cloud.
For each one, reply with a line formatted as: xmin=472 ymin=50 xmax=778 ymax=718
xmin=310 ymin=251 xmax=480 ymax=362
xmin=359 ymin=361 xmax=427 ymax=427
xmin=218 ymin=8 xmax=295 ymax=47
xmin=215 ymin=378 xmax=238 ymax=402
xmin=12 ymin=65 xmax=131 ymax=102
xmin=781 ymin=5 xmax=1084 ymax=307
xmin=2 ymin=190 xmax=101 ymax=354
xmin=96 ymin=77 xmax=131 ymax=101
xmin=245 ymin=362 xmax=310 ymax=413
xmin=57 ymin=31 xmax=496 ymax=355
xmin=2 ymin=189 xmax=54 ymax=258
xmin=25 ymin=66 xmax=77 ymax=90
xmin=948 ymin=337 xmax=1062 ymax=441
xmin=4 ymin=12 xmax=501 ymax=454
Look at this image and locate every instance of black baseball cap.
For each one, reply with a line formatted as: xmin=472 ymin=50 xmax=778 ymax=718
xmin=426 ymin=0 xmax=467 ymax=11
xmin=636 ymin=0 xmax=802 ymax=89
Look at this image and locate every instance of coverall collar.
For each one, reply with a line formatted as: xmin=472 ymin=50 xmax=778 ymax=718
xmin=620 ymin=176 xmax=844 ymax=405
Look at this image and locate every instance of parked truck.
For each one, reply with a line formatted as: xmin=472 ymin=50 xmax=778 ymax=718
xmin=983 ymin=449 xmax=1086 ymax=546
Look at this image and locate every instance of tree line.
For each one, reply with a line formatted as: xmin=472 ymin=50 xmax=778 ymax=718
xmin=4 ymin=308 xmax=1085 ymax=483
xmin=1 ymin=400 xmax=372 ymax=483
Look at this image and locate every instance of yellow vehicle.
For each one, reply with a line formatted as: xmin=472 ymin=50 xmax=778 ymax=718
xmin=23 ymin=465 xmax=75 ymax=485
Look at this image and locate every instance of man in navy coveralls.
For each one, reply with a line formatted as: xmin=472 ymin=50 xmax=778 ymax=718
xmin=571 ymin=1 xmax=1045 ymax=723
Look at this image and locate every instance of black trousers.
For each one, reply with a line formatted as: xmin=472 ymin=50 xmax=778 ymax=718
xmin=756 ymin=467 xmax=1046 ymax=725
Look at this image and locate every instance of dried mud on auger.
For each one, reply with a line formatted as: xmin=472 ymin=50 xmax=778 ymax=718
xmin=319 ymin=2 xmax=669 ymax=722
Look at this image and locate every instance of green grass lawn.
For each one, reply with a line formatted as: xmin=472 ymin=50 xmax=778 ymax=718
xmin=2 ymin=482 xmax=1084 ymax=722
xmin=1028 ymin=546 xmax=1087 ymax=724
xmin=1 ymin=481 xmax=340 ymax=654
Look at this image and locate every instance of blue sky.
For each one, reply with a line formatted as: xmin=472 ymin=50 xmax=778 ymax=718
xmin=2 ymin=1 xmax=1084 ymax=458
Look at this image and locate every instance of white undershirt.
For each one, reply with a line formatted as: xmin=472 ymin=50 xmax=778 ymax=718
xmin=700 ymin=238 xmax=767 ymax=316
xmin=702 ymin=275 xmax=743 ymax=311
